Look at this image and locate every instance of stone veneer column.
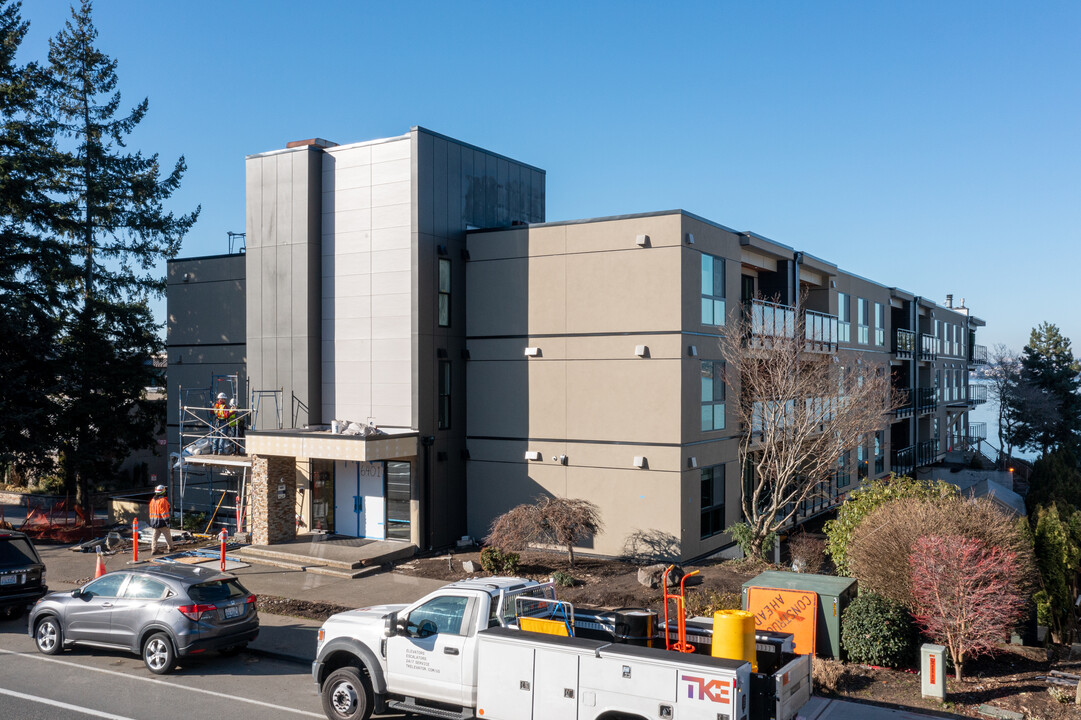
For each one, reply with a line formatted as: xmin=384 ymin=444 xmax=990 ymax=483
xmin=250 ymin=454 xmax=298 ymax=545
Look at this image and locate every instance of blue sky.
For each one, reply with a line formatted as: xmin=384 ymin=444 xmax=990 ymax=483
xmin=18 ymin=1 xmax=1081 ymax=353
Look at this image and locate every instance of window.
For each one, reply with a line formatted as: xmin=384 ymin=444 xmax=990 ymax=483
xmin=857 ymin=298 xmax=869 ymax=344
xmin=437 ymin=258 xmax=451 ymax=327
xmin=123 ymin=576 xmax=168 ymax=600
xmin=189 ymin=578 xmax=250 ymax=603
xmin=408 ymin=595 xmax=471 ymax=636
xmin=857 ymin=437 xmax=868 ymax=480
xmin=82 ymin=573 xmax=127 ymax=599
xmin=700 ymin=361 xmax=725 ymax=431
xmin=700 ymin=465 xmax=726 ymax=539
xmin=437 ymin=360 xmax=451 ymax=430
xmin=700 ymin=254 xmax=726 ymax=326
xmin=874 ymin=303 xmax=885 ymax=346
xmin=838 ymin=293 xmax=851 ymax=342
xmin=874 ymin=431 xmax=884 ymax=474
xmin=837 ymin=451 xmax=851 ymax=488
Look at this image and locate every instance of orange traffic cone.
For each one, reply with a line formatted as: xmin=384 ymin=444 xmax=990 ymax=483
xmin=94 ymin=549 xmax=106 ymax=579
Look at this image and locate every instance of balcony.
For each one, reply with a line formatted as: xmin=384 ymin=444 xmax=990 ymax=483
xmin=969 ymin=421 xmax=987 ymax=440
xmin=968 ymin=383 xmax=987 ymax=406
xmin=748 ymin=298 xmax=795 ymax=340
xmin=892 ymin=445 xmax=915 ymax=477
xmin=804 ymin=309 xmax=839 ymax=353
xmin=894 ymin=328 xmax=915 ymax=358
xmin=916 ymin=386 xmax=938 ymax=414
xmin=918 ymin=438 xmax=941 ymax=466
xmin=970 ymin=344 xmax=988 ymax=366
xmin=919 ymin=333 xmax=937 ymax=361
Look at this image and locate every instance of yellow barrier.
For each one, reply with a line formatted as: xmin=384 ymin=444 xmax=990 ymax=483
xmin=711 ymin=609 xmax=757 ymax=671
xmin=519 ymin=617 xmax=570 ymax=636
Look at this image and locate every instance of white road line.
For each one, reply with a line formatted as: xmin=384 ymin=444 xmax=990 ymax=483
xmin=0 ymin=686 xmax=138 ymax=719
xmin=0 ymin=649 xmax=324 ymax=718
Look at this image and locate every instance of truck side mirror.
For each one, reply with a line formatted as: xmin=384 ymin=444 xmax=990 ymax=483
xmin=384 ymin=611 xmax=398 ymax=638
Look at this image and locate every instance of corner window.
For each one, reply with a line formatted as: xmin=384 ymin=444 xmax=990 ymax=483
xmin=700 ymin=465 xmax=726 ymax=539
xmin=437 ymin=361 xmax=451 ymax=430
xmin=857 ymin=298 xmax=869 ymax=344
xmin=437 ymin=258 xmax=451 ymax=328
xmin=701 ymin=254 xmax=726 ymax=326
xmin=700 ymin=361 xmax=725 ymax=432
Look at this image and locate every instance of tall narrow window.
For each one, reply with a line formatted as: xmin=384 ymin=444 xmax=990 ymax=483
xmin=437 ymin=258 xmax=451 ymax=328
xmin=700 ymin=465 xmax=726 ymax=539
xmin=700 ymin=361 xmax=726 ymax=431
xmin=838 ymin=293 xmax=850 ymax=342
xmin=857 ymin=298 xmax=869 ymax=344
xmin=437 ymin=360 xmax=451 ymax=429
xmin=701 ymin=254 xmax=726 ymax=326
xmin=837 ymin=451 xmax=851 ymax=488
xmin=874 ymin=302 xmax=885 ymax=346
xmin=857 ymin=436 xmax=868 ymax=480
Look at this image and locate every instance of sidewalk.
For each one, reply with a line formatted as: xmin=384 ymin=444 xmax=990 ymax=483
xmin=34 ymin=542 xmax=447 ymax=665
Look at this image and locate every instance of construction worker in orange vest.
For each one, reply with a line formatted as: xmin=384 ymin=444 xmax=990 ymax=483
xmin=212 ymin=392 xmax=229 ymax=454
xmin=148 ymin=485 xmax=174 ymax=555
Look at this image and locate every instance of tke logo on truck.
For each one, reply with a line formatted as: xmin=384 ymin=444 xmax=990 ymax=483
xmin=681 ymin=674 xmax=732 ymax=703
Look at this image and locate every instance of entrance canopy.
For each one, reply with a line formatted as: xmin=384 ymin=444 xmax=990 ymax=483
xmin=245 ymin=428 xmax=418 ymax=462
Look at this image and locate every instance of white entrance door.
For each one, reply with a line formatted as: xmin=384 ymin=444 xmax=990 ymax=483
xmin=333 ymin=461 xmax=386 ymax=539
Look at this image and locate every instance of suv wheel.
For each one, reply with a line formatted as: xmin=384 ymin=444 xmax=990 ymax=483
xmin=143 ymin=632 xmax=177 ymax=674
xmin=35 ymin=616 xmax=62 ymax=655
xmin=321 ymin=666 xmax=372 ymax=720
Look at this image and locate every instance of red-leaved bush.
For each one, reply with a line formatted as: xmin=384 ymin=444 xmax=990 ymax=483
xmin=909 ymin=535 xmax=1025 ymax=681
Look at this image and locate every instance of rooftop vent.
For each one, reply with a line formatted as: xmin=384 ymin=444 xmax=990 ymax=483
xmin=285 ymin=138 xmax=338 ymax=149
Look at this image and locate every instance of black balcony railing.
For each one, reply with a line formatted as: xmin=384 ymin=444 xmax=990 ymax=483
xmin=804 ymin=309 xmax=839 ymax=353
xmin=895 ymin=328 xmax=915 ymax=357
xmin=970 ymin=344 xmax=988 ymax=366
xmin=918 ymin=438 xmax=941 ymax=467
xmin=892 ymin=445 xmax=915 ymax=477
xmin=919 ymin=333 xmax=937 ymax=360
xmin=968 ymin=383 xmax=987 ymax=405
xmin=916 ymin=386 xmax=938 ymax=413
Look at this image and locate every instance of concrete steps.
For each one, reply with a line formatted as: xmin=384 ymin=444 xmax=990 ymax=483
xmin=234 ymin=542 xmax=417 ymax=579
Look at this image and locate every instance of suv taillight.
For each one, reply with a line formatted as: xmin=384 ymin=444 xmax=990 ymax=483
xmin=178 ymin=603 xmax=217 ymax=621
xmin=245 ymin=594 xmax=257 ymax=610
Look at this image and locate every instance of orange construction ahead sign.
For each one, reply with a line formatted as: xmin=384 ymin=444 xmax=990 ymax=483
xmin=746 ymin=587 xmax=818 ymax=656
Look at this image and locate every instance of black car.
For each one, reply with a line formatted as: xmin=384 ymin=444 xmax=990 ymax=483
xmin=0 ymin=530 xmax=48 ymax=618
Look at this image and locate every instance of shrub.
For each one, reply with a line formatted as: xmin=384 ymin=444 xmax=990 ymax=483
xmin=787 ymin=530 xmax=826 ymax=573
xmin=812 ymin=657 xmax=851 ymax=695
xmin=728 ymin=521 xmax=776 ymax=561
xmin=841 ymin=592 xmax=916 ymax=667
xmin=487 ymin=496 xmax=603 ymax=567
xmin=551 ymin=570 xmax=577 ymax=588
xmin=479 ymin=546 xmax=520 ymax=575
xmin=823 ymin=474 xmax=957 ymax=576
xmin=846 ymin=495 xmax=1035 ymax=607
xmin=180 ymin=511 xmax=208 ymax=533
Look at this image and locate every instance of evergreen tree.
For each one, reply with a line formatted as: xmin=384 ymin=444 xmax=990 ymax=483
xmin=46 ymin=0 xmax=197 ymax=510
xmin=0 ymin=0 xmax=72 ymax=480
xmin=1015 ymin=323 xmax=1081 ymax=456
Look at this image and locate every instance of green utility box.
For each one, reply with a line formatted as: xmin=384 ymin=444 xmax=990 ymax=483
xmin=741 ymin=570 xmax=858 ymax=659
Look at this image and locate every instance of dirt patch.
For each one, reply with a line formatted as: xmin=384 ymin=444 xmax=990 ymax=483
xmin=258 ymin=595 xmax=354 ymax=622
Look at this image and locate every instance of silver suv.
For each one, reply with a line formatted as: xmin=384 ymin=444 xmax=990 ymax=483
xmin=28 ymin=564 xmax=259 ymax=674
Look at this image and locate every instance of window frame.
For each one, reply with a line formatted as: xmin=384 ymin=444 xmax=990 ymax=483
xmin=837 ymin=292 xmax=851 ymax=343
xmin=437 ymin=360 xmax=451 ymax=430
xmin=700 ymin=360 xmax=726 ymax=432
xmin=874 ymin=302 xmax=885 ymax=346
xmin=700 ymin=254 xmax=726 ymax=326
xmin=700 ymin=464 xmax=726 ymax=540
xmin=437 ymin=258 xmax=451 ymax=328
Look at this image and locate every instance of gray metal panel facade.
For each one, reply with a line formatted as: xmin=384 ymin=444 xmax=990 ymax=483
xmin=245 ymin=147 xmax=323 ymax=429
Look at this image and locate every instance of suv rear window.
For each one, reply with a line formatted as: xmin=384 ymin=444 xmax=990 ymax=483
xmin=0 ymin=537 xmax=39 ymax=567
xmin=188 ymin=579 xmax=249 ymax=603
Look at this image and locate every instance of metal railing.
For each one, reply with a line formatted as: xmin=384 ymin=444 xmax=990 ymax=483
xmin=970 ymin=344 xmax=988 ymax=366
xmin=919 ymin=333 xmax=937 ymax=360
xmin=804 ymin=309 xmax=839 ymax=353
xmin=969 ymin=422 xmax=987 ymax=440
xmin=894 ymin=328 xmax=915 ymax=356
xmin=892 ymin=445 xmax=915 ymax=477
xmin=179 ymin=405 xmax=252 ymax=457
xmin=918 ymin=438 xmax=941 ymax=467
xmin=968 ymin=383 xmax=987 ymax=405
xmin=916 ymin=386 xmax=938 ymax=413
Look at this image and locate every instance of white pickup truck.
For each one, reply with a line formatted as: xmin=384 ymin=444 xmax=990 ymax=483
xmin=312 ymin=576 xmax=811 ymax=720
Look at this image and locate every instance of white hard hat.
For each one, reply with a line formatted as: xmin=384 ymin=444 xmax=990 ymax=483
xmin=229 ymin=398 xmax=237 ymax=407
xmin=217 ymin=392 xmax=227 ymax=399
xmin=154 ymin=484 xmax=166 ymax=493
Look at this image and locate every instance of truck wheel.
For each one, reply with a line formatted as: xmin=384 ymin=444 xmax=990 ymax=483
xmin=321 ymin=666 xmax=372 ymax=720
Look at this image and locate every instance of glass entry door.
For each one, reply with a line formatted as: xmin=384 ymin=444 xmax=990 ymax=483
xmin=385 ymin=461 xmax=411 ymax=541
xmin=310 ymin=460 xmax=334 ymax=533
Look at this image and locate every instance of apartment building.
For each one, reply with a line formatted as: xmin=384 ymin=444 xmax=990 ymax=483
xmin=167 ymin=128 xmax=986 ymax=561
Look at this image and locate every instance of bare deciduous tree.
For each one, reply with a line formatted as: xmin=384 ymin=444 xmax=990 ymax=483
xmin=985 ymin=344 xmax=1023 ymax=461
xmin=719 ymin=297 xmax=902 ymax=558
xmin=487 ymin=496 xmax=603 ymax=567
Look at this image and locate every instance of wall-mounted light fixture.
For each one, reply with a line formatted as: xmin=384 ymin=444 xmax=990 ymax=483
xmin=635 ymin=234 xmax=650 ymax=247
xmin=687 ymin=457 xmax=698 ymax=468
xmin=633 ymin=456 xmax=647 ymax=468
xmin=635 ymin=345 xmax=648 ymax=357
xmin=524 ymin=451 xmax=541 ymax=461
xmin=685 ymin=233 xmax=695 ymax=245
xmin=687 ymin=345 xmax=698 ymax=357
xmin=524 ymin=347 xmax=540 ymax=357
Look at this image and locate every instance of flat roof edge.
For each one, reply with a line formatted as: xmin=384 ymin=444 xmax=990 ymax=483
xmin=412 ymin=126 xmax=547 ymax=174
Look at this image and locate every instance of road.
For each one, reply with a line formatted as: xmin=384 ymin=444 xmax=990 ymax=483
xmin=0 ymin=613 xmax=409 ymax=720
